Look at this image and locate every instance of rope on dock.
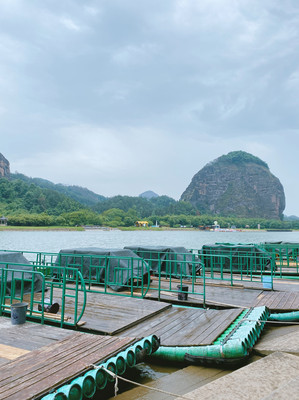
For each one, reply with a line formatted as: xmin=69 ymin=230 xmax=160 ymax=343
xmin=243 ymin=318 xmax=299 ymax=325
xmin=92 ymin=365 xmax=193 ymax=399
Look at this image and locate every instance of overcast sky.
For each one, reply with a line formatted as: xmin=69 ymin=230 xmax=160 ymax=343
xmin=1 ymin=1 xmax=299 ymax=215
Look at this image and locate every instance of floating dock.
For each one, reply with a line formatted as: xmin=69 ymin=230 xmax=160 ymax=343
xmin=119 ymin=307 xmax=242 ymax=346
xmin=1 ymin=245 xmax=299 ymax=399
xmin=60 ymin=291 xmax=171 ymax=335
xmin=0 ymin=320 xmax=137 ymax=400
xmin=147 ymin=278 xmax=299 ymax=311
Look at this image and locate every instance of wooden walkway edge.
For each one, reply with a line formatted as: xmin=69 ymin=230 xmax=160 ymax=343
xmin=0 ymin=332 xmax=136 ymax=400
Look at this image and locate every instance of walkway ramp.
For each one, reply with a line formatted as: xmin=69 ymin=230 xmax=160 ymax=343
xmin=115 ymin=365 xmax=230 ymax=400
xmin=254 ymin=325 xmax=299 ymax=356
xmin=178 ymin=352 xmax=299 ymax=400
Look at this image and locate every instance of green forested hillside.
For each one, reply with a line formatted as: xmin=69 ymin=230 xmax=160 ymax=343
xmin=11 ymin=173 xmax=106 ymax=206
xmin=92 ymin=195 xmax=196 ymax=216
xmin=0 ymin=178 xmax=83 ymax=216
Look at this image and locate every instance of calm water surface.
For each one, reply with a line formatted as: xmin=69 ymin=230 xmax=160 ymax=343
xmin=1 ymin=229 xmax=299 ymax=254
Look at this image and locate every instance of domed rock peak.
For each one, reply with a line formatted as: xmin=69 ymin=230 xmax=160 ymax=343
xmin=180 ymin=151 xmax=285 ymax=219
xmin=0 ymin=153 xmax=10 ymax=178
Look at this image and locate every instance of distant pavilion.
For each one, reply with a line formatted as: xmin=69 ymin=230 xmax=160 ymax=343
xmin=0 ymin=216 xmax=7 ymax=226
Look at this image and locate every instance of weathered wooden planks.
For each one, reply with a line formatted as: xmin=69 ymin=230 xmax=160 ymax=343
xmin=61 ymin=291 xmax=172 ymax=334
xmin=120 ymin=307 xmax=242 ymax=346
xmin=253 ymin=290 xmax=299 ymax=311
xmin=0 ymin=332 xmax=136 ymax=400
xmin=150 ymin=281 xmax=299 ymax=311
xmin=0 ymin=344 xmax=29 ymax=360
xmin=0 ymin=317 xmax=73 ymax=353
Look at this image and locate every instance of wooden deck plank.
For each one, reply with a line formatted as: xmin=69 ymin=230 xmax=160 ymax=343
xmin=160 ymin=309 xmax=218 ymax=344
xmin=279 ymin=292 xmax=299 ymax=310
xmin=115 ymin=307 xmax=184 ymax=339
xmin=253 ymin=291 xmax=299 ymax=311
xmin=195 ymin=309 xmax=242 ymax=345
xmin=0 ymin=344 xmax=29 ymax=360
xmin=274 ymin=291 xmax=294 ymax=310
xmin=138 ymin=308 xmax=202 ymax=342
xmin=154 ymin=309 xmax=205 ymax=344
xmin=0 ymin=316 xmax=74 ymax=367
xmin=148 ymin=279 xmax=299 ymax=312
xmin=0 ymin=333 xmax=114 ymax=381
xmin=0 ymin=332 xmax=136 ymax=400
xmin=120 ymin=307 xmax=243 ymax=346
xmin=269 ymin=291 xmax=290 ymax=309
xmin=176 ymin=309 xmax=241 ymax=346
xmin=164 ymin=309 xmax=208 ymax=338
xmin=288 ymin=292 xmax=299 ymax=309
xmin=59 ymin=290 xmax=172 ymax=334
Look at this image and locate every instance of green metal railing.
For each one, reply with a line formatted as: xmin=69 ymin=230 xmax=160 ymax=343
xmin=125 ymin=249 xmax=206 ymax=305
xmin=39 ymin=252 xmax=150 ymax=298
xmin=11 ymin=249 xmax=205 ymax=304
xmin=59 ymin=253 xmax=150 ymax=297
xmin=0 ymin=250 xmax=151 ymax=298
xmin=0 ymin=245 xmax=280 ymax=305
xmin=258 ymin=243 xmax=299 ymax=278
xmin=191 ymin=247 xmax=275 ymax=289
xmin=0 ymin=263 xmax=86 ymax=327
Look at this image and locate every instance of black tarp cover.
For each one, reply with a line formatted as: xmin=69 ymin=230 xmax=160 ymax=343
xmin=201 ymin=244 xmax=273 ymax=272
xmin=0 ymin=251 xmax=43 ymax=295
xmin=55 ymin=247 xmax=149 ymax=291
xmin=124 ymin=246 xmax=202 ymax=276
xmin=262 ymin=242 xmax=299 ymax=257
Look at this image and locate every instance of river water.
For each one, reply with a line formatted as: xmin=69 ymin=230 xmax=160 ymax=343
xmin=2 ymin=229 xmax=299 ymax=399
xmin=1 ymin=229 xmax=299 ymax=254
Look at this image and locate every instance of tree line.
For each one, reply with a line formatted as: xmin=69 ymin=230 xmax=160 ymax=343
xmin=5 ymin=209 xmax=299 ymax=230
xmin=1 ymin=178 xmax=299 ymax=229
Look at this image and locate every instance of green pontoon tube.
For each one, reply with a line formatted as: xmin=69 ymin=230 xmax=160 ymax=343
xmin=41 ymin=335 xmax=159 ymax=400
xmin=42 ymin=382 xmax=82 ymax=400
xmin=150 ymin=307 xmax=270 ymax=366
xmin=268 ymin=310 xmax=299 ymax=322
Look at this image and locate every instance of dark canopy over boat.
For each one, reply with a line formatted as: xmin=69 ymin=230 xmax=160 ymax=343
xmin=124 ymin=245 xmax=202 ymax=277
xmin=55 ymin=247 xmax=149 ymax=291
xmin=201 ymin=244 xmax=273 ymax=272
xmin=0 ymin=251 xmax=43 ymax=295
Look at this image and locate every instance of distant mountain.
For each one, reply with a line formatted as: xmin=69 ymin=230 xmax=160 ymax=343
xmin=139 ymin=190 xmax=159 ymax=199
xmin=284 ymin=215 xmax=299 ymax=221
xmin=11 ymin=173 xmax=106 ymax=206
xmin=181 ymin=151 xmax=285 ymax=220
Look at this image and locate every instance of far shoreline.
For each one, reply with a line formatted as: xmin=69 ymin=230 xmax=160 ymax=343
xmin=0 ymin=226 xmax=297 ymax=232
xmin=0 ymin=226 xmax=84 ymax=231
